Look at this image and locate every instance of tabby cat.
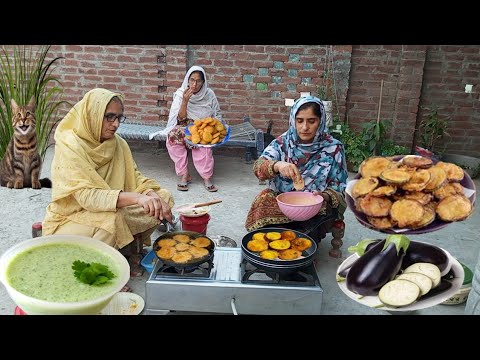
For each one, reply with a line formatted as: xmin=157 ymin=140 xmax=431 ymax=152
xmin=0 ymin=98 xmax=51 ymax=189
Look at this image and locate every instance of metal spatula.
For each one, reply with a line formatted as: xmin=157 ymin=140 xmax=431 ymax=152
xmin=175 ymin=199 xmax=222 ymax=213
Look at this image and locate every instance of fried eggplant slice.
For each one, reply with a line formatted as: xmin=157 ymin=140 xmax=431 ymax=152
xmin=280 ymin=230 xmax=296 ymax=241
xmin=433 ymin=182 xmax=464 ymax=200
xmin=352 ymin=177 xmax=380 ymax=198
xmin=278 ymin=249 xmax=302 ymax=260
xmin=435 ymin=161 xmax=464 ymax=182
xmin=401 ymin=169 xmax=431 ymax=192
xmin=171 ymin=251 xmax=193 ymax=264
xmin=370 ymin=185 xmax=397 ymax=197
xmin=380 ymin=168 xmax=412 ymax=184
xmin=436 ymin=194 xmax=473 ymax=222
xmin=190 ymin=237 xmax=212 ymax=248
xmin=390 ymin=199 xmax=425 ymax=228
xmin=188 ymin=246 xmax=209 ymax=259
xmin=367 ymin=216 xmax=396 ymax=230
xmin=247 ymin=239 xmax=269 ymax=252
xmin=410 ymin=207 xmax=436 ymax=229
xmin=402 ymin=191 xmax=433 ymax=205
xmin=359 ymin=157 xmax=392 ymax=178
xmin=290 ymin=238 xmax=313 ymax=251
xmin=156 ymin=246 xmax=177 ymax=260
xmin=423 ymin=166 xmax=447 ymax=192
xmin=401 ymin=155 xmax=433 ymax=169
xmin=158 ymin=238 xmax=178 ymax=248
xmin=173 ymin=234 xmax=191 ymax=243
xmin=175 ymin=243 xmax=192 ymax=252
xmin=260 ymin=250 xmax=279 ymax=260
xmin=268 ymin=239 xmax=291 ymax=250
xmin=357 ymin=195 xmax=393 ymax=217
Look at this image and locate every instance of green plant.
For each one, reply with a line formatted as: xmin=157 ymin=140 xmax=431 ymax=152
xmin=419 ymin=106 xmax=449 ymax=154
xmin=380 ymin=140 xmax=409 ymax=157
xmin=339 ymin=124 xmax=369 ymax=170
xmin=0 ymin=45 xmax=67 ymax=161
xmin=361 ymin=119 xmax=393 ymax=156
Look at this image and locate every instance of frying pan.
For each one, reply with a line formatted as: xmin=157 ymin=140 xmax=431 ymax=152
xmin=152 ymin=230 xmax=215 ymax=268
xmin=241 ymin=227 xmax=318 ymax=273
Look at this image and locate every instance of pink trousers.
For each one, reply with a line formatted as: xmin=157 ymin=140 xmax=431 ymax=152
xmin=166 ymin=140 xmax=214 ymax=180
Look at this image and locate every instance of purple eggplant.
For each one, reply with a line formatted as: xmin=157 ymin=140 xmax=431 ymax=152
xmin=348 ymin=238 xmax=449 ymax=273
xmin=346 ymin=235 xmax=410 ymax=296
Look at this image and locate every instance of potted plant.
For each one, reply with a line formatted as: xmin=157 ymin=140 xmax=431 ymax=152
xmin=417 ymin=106 xmax=450 ymax=159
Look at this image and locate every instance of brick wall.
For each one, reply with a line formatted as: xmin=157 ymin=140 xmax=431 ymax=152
xmin=418 ymin=45 xmax=480 ymax=157
xmin=346 ymin=45 xmax=427 ymax=148
xmin=2 ymin=45 xmax=479 ymax=157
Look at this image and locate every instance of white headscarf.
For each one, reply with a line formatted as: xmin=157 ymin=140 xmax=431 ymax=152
xmin=149 ymin=65 xmax=222 ymax=139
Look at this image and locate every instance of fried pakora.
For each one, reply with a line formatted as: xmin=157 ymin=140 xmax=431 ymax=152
xmin=290 ymin=238 xmax=313 ymax=251
xmin=367 ymin=216 xmax=396 ymax=230
xmin=423 ymin=166 xmax=447 ymax=191
xmin=436 ymin=194 xmax=472 ymax=222
xmin=278 ymin=249 xmax=302 ymax=260
xmin=265 ymin=232 xmax=282 ymax=241
xmin=280 ymin=230 xmax=297 ymax=241
xmin=173 ymin=234 xmax=191 ymax=243
xmin=175 ymin=243 xmax=192 ymax=252
xmin=433 ymin=182 xmax=464 ymax=200
xmin=410 ymin=207 xmax=436 ymax=229
xmin=156 ymin=246 xmax=177 ymax=259
xmin=268 ymin=240 xmax=291 ymax=250
xmin=158 ymin=238 xmax=177 ymax=247
xmin=260 ymin=250 xmax=279 ymax=260
xmin=190 ymin=237 xmax=211 ymax=248
xmin=390 ymin=199 xmax=425 ymax=228
xmin=171 ymin=252 xmax=193 ymax=264
xmin=247 ymin=239 xmax=269 ymax=252
xmin=357 ymin=195 xmax=393 ymax=217
xmin=352 ymin=177 xmax=380 ymax=198
xmin=252 ymin=232 xmax=266 ymax=241
xmin=401 ymin=169 xmax=431 ymax=192
xmin=359 ymin=157 xmax=392 ymax=178
xmin=188 ymin=246 xmax=209 ymax=259
xmin=379 ymin=168 xmax=412 ymax=184
xmin=370 ymin=185 xmax=397 ymax=197
xmin=435 ymin=161 xmax=464 ymax=182
xmin=401 ymin=155 xmax=433 ymax=169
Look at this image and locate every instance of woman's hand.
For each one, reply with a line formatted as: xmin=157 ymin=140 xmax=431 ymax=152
xmin=274 ymin=161 xmax=301 ymax=181
xmin=137 ymin=194 xmax=173 ymax=222
xmin=182 ymin=86 xmax=195 ymax=103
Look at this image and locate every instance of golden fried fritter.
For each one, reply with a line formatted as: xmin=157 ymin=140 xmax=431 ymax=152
xmin=401 ymin=169 xmax=431 ymax=192
xmin=175 ymin=243 xmax=192 ymax=252
xmin=410 ymin=207 xmax=436 ymax=229
xmin=290 ymin=238 xmax=313 ymax=251
xmin=433 ymin=182 xmax=464 ymax=200
xmin=423 ymin=166 xmax=447 ymax=191
xmin=370 ymin=185 xmax=397 ymax=197
xmin=436 ymin=194 xmax=472 ymax=222
xmin=173 ymin=234 xmax=191 ymax=243
xmin=359 ymin=157 xmax=392 ymax=178
xmin=402 ymin=191 xmax=433 ymax=205
xmin=401 ymin=155 xmax=433 ymax=169
xmin=190 ymin=237 xmax=211 ymax=248
xmin=171 ymin=252 xmax=193 ymax=264
xmin=352 ymin=177 xmax=380 ymax=198
xmin=158 ymin=238 xmax=177 ymax=247
xmin=247 ymin=239 xmax=269 ymax=252
xmin=188 ymin=246 xmax=209 ymax=259
xmin=379 ymin=169 xmax=412 ymax=184
xmin=278 ymin=249 xmax=302 ymax=260
xmin=390 ymin=199 xmax=425 ymax=228
xmin=435 ymin=161 xmax=464 ymax=182
xmin=357 ymin=195 xmax=393 ymax=217
xmin=268 ymin=240 xmax=291 ymax=250
xmin=280 ymin=230 xmax=297 ymax=241
xmin=367 ymin=216 xmax=396 ymax=230
xmin=260 ymin=250 xmax=279 ymax=260
xmin=265 ymin=232 xmax=282 ymax=241
xmin=252 ymin=232 xmax=266 ymax=241
xmin=156 ymin=246 xmax=177 ymax=259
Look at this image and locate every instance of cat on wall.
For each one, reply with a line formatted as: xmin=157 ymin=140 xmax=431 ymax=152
xmin=0 ymin=97 xmax=51 ymax=189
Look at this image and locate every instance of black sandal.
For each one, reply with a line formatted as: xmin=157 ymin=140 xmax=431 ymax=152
xmin=177 ymin=182 xmax=189 ymax=191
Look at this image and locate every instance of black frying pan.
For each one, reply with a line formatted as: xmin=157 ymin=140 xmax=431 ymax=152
xmin=241 ymin=227 xmax=318 ymax=272
xmin=153 ymin=230 xmax=215 ymax=268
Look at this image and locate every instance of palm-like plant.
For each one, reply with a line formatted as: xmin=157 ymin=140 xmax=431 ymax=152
xmin=0 ymin=45 xmax=67 ymax=161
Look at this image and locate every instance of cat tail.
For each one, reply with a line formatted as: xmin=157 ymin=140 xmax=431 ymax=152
xmin=39 ymin=178 xmax=52 ymax=188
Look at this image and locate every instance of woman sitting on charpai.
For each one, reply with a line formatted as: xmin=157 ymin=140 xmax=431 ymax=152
xmin=245 ymin=96 xmax=348 ymax=243
xmin=42 ymin=88 xmax=175 ymax=276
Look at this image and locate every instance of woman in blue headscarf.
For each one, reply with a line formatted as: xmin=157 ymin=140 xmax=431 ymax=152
xmin=245 ymin=96 xmax=348 ymax=238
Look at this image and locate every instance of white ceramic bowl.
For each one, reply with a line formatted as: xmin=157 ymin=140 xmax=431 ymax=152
xmin=0 ymin=235 xmax=130 ymax=315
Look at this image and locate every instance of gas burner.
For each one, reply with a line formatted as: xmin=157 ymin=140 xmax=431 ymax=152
xmin=240 ymin=258 xmax=319 ymax=286
xmin=153 ymin=258 xmax=214 ymax=280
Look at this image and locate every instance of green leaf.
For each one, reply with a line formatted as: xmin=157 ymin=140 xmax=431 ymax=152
xmin=72 ymin=260 xmax=115 ymax=286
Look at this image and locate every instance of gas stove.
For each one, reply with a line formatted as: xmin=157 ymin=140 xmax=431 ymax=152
xmin=145 ymin=247 xmax=323 ymax=315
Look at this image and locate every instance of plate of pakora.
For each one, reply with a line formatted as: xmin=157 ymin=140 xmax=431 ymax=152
xmin=346 ymin=155 xmax=476 ymax=235
xmin=185 ymin=117 xmax=230 ymax=148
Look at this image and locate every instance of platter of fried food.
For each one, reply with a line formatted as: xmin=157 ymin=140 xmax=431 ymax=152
xmin=185 ymin=117 xmax=230 ymax=148
xmin=346 ymin=155 xmax=476 ymax=234
xmin=246 ymin=230 xmax=312 ymax=261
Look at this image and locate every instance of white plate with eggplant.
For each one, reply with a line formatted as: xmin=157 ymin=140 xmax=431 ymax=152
xmin=336 ymin=235 xmax=464 ymax=312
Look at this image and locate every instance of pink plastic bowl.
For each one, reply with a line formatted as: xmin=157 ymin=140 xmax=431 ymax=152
xmin=276 ymin=192 xmax=324 ymax=221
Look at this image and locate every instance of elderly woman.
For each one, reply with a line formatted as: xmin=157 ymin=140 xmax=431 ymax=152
xmin=151 ymin=65 xmax=222 ymax=192
xmin=245 ymin=96 xmax=348 ymax=243
xmin=42 ymin=88 xmax=174 ymax=276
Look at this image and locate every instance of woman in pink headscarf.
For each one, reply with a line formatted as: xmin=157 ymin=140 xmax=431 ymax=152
xmin=165 ymin=65 xmax=222 ymax=192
